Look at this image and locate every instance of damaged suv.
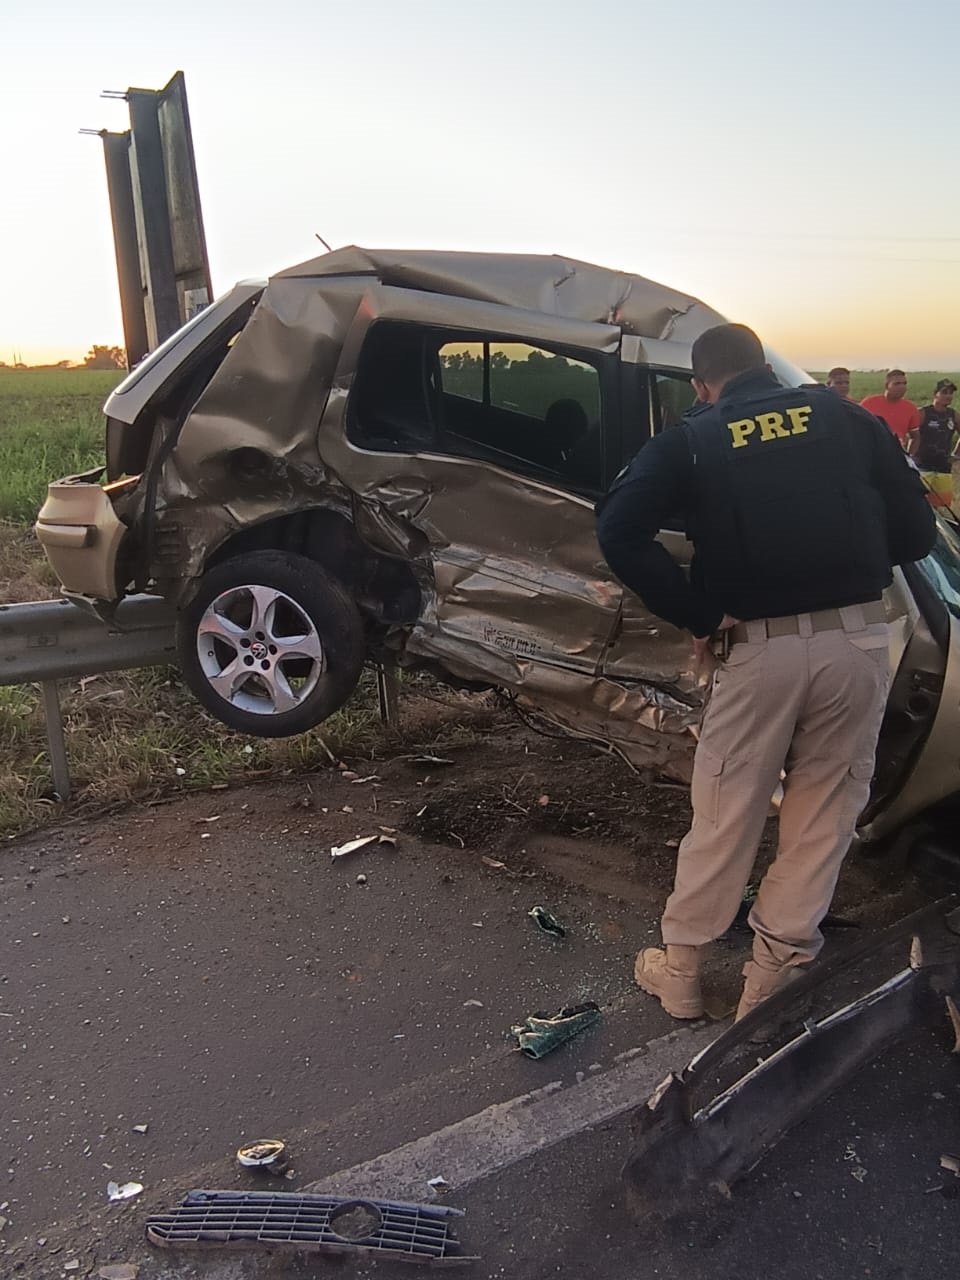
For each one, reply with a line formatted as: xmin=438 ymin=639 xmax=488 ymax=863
xmin=36 ymin=248 xmax=960 ymax=858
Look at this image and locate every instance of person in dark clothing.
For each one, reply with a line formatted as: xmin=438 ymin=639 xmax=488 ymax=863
xmin=596 ymin=324 xmax=935 ymax=1026
xmin=907 ymin=378 xmax=958 ymax=508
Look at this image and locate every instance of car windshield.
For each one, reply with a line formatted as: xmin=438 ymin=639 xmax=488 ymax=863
xmin=917 ymin=514 xmax=960 ymax=619
xmin=764 ymin=346 xmax=812 ymax=388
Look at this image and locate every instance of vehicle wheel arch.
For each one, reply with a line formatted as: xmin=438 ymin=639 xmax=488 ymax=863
xmin=857 ymin=795 xmax=960 ymax=893
xmin=202 ymin=507 xmax=423 ymax=626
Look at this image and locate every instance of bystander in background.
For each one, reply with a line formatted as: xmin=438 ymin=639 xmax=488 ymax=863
xmin=826 ymin=367 xmax=851 ymax=398
xmin=861 ymin=370 xmax=921 ymax=445
xmin=907 ymin=379 xmax=959 ymax=508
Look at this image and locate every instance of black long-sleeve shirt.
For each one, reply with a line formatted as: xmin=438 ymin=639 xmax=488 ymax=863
xmin=597 ymin=428 xmax=721 ymax=636
xmin=596 ymin=373 xmax=936 ymax=637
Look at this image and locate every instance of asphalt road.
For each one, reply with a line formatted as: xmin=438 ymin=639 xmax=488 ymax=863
xmin=0 ymin=737 xmax=955 ymax=1279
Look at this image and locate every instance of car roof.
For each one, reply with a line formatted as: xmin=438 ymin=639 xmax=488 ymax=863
xmin=274 ymin=246 xmax=725 ymax=342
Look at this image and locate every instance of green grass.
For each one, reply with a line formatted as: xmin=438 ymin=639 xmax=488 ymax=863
xmin=0 ymin=667 xmax=385 ymax=836
xmin=0 ymin=368 xmax=120 ymax=523
xmin=0 ymin=664 xmax=498 ymax=839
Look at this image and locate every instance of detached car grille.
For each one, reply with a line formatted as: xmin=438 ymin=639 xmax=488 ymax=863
xmin=146 ymin=1189 xmax=476 ymax=1264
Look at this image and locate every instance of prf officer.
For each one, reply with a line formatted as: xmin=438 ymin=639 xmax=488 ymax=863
xmin=597 ymin=324 xmax=935 ymax=1023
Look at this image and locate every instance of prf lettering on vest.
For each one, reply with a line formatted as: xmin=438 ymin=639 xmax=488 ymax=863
xmin=726 ymin=405 xmax=813 ymax=449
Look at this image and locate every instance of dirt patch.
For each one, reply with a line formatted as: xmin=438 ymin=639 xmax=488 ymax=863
xmin=405 ymin=742 xmax=691 ymax=853
xmin=0 ymin=522 xmax=59 ymax=603
xmin=518 ymin=834 xmax=668 ymax=907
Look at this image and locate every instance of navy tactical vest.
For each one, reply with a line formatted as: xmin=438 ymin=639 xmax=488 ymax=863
xmin=681 ymin=378 xmax=893 ymax=620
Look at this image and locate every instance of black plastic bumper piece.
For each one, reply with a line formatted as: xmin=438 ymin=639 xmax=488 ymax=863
xmin=622 ymin=896 xmax=960 ymax=1220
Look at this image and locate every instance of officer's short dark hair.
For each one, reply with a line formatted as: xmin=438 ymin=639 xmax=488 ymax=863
xmin=691 ymin=324 xmax=766 ymax=386
xmin=827 ymin=367 xmax=849 ymax=379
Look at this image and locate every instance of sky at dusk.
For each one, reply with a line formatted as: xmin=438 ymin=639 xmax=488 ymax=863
xmin=3 ymin=0 xmax=959 ymax=369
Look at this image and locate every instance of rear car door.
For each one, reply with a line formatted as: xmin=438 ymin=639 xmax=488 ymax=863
xmin=320 ymin=287 xmax=625 ymax=682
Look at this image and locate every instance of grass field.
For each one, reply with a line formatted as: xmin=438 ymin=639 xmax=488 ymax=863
xmin=0 ymin=369 xmax=120 ymax=523
xmin=0 ymin=364 xmax=955 ymax=839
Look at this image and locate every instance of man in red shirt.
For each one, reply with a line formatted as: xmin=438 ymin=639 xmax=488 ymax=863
xmin=860 ymin=370 xmax=921 ymax=445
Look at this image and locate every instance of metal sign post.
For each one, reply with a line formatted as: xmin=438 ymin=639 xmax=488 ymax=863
xmin=83 ymin=72 xmax=213 ymax=368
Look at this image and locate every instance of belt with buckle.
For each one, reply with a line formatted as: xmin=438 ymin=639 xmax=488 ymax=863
xmin=729 ymin=600 xmax=886 ymax=645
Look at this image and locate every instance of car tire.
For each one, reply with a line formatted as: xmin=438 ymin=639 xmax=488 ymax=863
xmin=176 ymin=551 xmax=365 ymax=737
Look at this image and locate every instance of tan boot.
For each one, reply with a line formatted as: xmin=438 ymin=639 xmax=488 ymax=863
xmin=634 ymin=945 xmax=704 ymax=1019
xmin=735 ymin=961 xmax=805 ymax=1038
xmin=735 ymin=960 xmax=804 ymax=1019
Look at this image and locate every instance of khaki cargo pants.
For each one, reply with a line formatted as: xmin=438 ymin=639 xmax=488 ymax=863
xmin=661 ymin=605 xmax=890 ymax=971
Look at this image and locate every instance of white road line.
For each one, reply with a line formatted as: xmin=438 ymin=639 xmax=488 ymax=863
xmin=305 ymin=1024 xmax=718 ymax=1202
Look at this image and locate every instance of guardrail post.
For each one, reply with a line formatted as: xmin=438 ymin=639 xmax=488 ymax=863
xmin=376 ymin=663 xmax=400 ymax=729
xmin=40 ymin=680 xmax=72 ymax=802
xmin=0 ymin=594 xmax=176 ymax=803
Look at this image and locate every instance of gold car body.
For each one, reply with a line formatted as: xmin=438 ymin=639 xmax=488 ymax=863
xmin=36 ymin=248 xmax=960 ymax=842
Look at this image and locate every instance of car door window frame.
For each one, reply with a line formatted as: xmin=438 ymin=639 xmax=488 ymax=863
xmin=618 ymin=364 xmax=696 ymax=532
xmin=347 ymin=319 xmax=619 ymax=500
xmin=651 ymin=367 xmax=698 ymax=436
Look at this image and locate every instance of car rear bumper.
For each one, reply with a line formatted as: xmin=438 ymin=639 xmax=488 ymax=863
xmin=35 ymin=472 xmax=136 ymax=603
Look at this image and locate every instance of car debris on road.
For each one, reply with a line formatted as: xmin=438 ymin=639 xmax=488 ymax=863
xmin=510 ymin=1002 xmax=601 ymax=1058
xmin=622 ymin=897 xmax=960 ymax=1221
xmin=330 ymin=835 xmax=378 ymax=859
xmin=236 ymin=1139 xmax=288 ymax=1173
xmin=527 ymin=906 xmax=566 ymax=938
xmin=106 ymin=1181 xmax=143 ymax=1202
xmin=146 ymin=1189 xmax=477 ymax=1264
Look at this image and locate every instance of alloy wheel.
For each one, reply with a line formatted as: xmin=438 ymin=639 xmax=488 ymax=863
xmin=196 ymin=583 xmax=324 ymax=716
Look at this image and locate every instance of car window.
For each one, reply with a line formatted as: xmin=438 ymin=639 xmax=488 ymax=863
xmin=438 ymin=340 xmax=602 ymax=489
xmin=619 ymin=366 xmax=696 ymax=470
xmin=764 ymin=346 xmax=811 ymax=388
xmin=653 ymin=371 xmax=697 ymax=432
xmin=348 ymin=322 xmax=606 ymax=496
xmin=438 ymin=345 xmax=483 ymax=402
xmin=917 ymin=516 xmax=960 ymax=621
xmin=637 ymin=369 xmax=694 ymax=534
xmin=487 ymin=343 xmax=600 ymax=423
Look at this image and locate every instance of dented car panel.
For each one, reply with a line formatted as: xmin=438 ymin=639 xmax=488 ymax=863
xmin=313 ymin=281 xmax=624 ymax=680
xmin=172 ymin=278 xmax=363 ymax=483
xmin=102 ymin=281 xmax=267 ymax=427
xmin=273 ymin=247 xmax=727 ymax=343
xmin=863 ymin=612 xmax=960 ymax=840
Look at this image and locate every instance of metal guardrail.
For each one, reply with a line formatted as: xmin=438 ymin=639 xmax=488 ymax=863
xmin=0 ymin=595 xmax=176 ymax=801
xmin=0 ymin=594 xmax=400 ymax=804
